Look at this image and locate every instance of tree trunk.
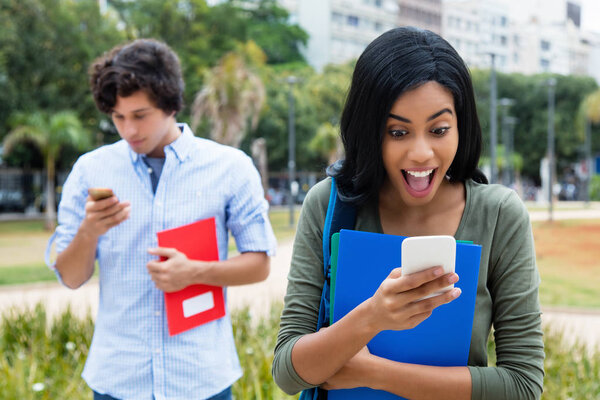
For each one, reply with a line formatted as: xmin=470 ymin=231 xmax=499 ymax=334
xmin=45 ymin=153 xmax=57 ymax=231
xmin=251 ymin=138 xmax=269 ymax=197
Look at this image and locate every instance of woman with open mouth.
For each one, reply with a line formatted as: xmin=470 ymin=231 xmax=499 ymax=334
xmin=274 ymin=26 xmax=544 ymax=400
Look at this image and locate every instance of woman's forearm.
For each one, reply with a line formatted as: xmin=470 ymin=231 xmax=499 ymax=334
xmin=291 ymin=300 xmax=378 ymax=385
xmin=369 ymin=357 xmax=471 ymax=400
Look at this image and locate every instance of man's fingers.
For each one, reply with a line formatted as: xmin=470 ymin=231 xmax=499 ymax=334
xmin=148 ymin=247 xmax=179 ymax=259
xmin=86 ymin=196 xmax=121 ymax=211
xmin=146 ymin=260 xmax=161 ymax=273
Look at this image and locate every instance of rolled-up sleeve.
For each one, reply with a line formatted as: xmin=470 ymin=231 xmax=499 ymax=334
xmin=225 ymin=153 xmax=276 ymax=256
xmin=44 ymin=157 xmax=89 ymax=286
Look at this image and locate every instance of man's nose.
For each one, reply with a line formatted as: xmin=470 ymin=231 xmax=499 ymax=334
xmin=123 ymin=119 xmax=137 ymax=136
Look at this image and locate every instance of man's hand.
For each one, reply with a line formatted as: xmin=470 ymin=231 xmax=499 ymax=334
xmin=80 ymin=195 xmax=130 ymax=238
xmin=321 ymin=346 xmax=374 ymax=390
xmin=147 ymin=247 xmax=211 ymax=292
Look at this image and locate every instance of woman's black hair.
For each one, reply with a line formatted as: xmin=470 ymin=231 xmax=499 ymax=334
xmin=330 ymin=26 xmax=487 ymax=205
xmin=89 ymin=39 xmax=184 ymax=114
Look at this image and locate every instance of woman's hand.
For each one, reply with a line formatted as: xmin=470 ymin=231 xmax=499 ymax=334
xmin=321 ymin=346 xmax=374 ymax=390
xmin=364 ymin=266 xmax=461 ymax=332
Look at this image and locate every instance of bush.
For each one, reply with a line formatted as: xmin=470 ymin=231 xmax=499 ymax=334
xmin=1 ymin=304 xmax=597 ymax=399
xmin=590 ymin=175 xmax=600 ymax=201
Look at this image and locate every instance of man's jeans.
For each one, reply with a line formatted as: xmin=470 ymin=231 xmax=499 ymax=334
xmin=93 ymin=386 xmax=233 ymax=400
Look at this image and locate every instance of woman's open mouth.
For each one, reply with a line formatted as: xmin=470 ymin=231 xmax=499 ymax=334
xmin=402 ymin=168 xmax=437 ymax=198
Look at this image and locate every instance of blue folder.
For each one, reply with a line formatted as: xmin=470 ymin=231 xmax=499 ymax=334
xmin=329 ymin=229 xmax=482 ymax=400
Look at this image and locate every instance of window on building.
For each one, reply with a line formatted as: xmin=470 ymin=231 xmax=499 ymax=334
xmin=375 ymin=22 xmax=382 ymax=31
xmin=332 ymin=12 xmax=344 ymax=24
xmin=500 ymin=35 xmax=507 ymax=46
xmin=540 ymin=40 xmax=551 ymax=51
xmin=500 ymin=16 xmax=507 ymax=26
xmin=540 ymin=58 xmax=550 ymax=70
xmin=375 ymin=0 xmax=382 ymax=7
xmin=347 ymin=15 xmax=359 ymax=26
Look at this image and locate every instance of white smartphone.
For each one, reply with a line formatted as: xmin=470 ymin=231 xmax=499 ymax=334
xmin=401 ymin=235 xmax=456 ymax=298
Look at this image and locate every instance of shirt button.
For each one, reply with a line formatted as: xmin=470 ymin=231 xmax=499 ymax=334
xmin=147 ymin=167 xmax=153 ymax=174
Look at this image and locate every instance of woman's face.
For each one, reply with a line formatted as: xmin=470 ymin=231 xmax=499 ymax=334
xmin=381 ymin=81 xmax=459 ymax=207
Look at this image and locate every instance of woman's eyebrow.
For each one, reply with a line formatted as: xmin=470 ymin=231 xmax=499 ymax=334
xmin=388 ymin=113 xmax=410 ymax=123
xmin=388 ymin=108 xmax=453 ymax=123
xmin=427 ymin=108 xmax=453 ymax=121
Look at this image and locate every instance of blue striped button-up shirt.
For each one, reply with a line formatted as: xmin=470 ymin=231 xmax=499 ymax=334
xmin=48 ymin=124 xmax=276 ymax=400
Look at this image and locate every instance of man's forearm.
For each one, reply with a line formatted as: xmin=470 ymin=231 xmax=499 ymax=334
xmin=191 ymin=252 xmax=270 ymax=287
xmin=55 ymin=228 xmax=99 ymax=289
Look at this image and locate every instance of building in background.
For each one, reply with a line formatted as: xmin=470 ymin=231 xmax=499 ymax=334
xmin=208 ymin=0 xmax=599 ymax=82
xmin=397 ymin=0 xmax=442 ymax=34
xmin=441 ymin=0 xmax=600 ymax=82
xmin=281 ymin=0 xmax=398 ymax=71
xmin=442 ymin=0 xmax=510 ymax=70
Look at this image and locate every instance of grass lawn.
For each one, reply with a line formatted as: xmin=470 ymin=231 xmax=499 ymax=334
xmin=1 ymin=210 xmax=599 ymax=309
xmin=0 ymin=209 xmax=301 ymax=286
xmin=532 ymin=219 xmax=600 ymax=308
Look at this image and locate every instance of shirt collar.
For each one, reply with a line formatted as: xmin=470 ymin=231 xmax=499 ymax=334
xmin=127 ymin=123 xmax=195 ymax=164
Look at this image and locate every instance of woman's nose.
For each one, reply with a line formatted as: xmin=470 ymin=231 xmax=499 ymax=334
xmin=408 ymin=135 xmax=434 ymax=163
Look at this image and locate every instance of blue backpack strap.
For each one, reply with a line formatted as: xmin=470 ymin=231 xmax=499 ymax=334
xmin=318 ymin=177 xmax=356 ymax=330
xmin=300 ymin=177 xmax=356 ymax=400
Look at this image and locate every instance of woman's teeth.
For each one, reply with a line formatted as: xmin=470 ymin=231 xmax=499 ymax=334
xmin=405 ymin=169 xmax=433 ymax=178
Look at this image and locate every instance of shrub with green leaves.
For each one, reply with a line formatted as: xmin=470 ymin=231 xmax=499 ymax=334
xmin=590 ymin=175 xmax=600 ymax=201
xmin=1 ymin=304 xmax=597 ymax=399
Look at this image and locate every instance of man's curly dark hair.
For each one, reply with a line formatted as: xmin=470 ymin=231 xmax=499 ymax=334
xmin=89 ymin=39 xmax=184 ymax=114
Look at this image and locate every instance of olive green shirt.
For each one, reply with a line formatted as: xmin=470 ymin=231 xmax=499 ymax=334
xmin=273 ymin=178 xmax=544 ymax=399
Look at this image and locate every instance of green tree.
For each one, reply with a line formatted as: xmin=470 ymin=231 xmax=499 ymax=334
xmin=472 ymin=70 xmax=598 ymax=183
xmin=191 ymin=42 xmax=266 ymax=148
xmin=243 ymin=62 xmax=354 ymax=173
xmin=3 ymin=112 xmax=89 ymax=230
xmin=582 ymin=89 xmax=600 ymax=123
xmin=109 ymin=0 xmax=215 ymax=108
xmin=241 ymin=0 xmax=308 ymax=64
xmin=109 ymin=0 xmax=309 ymax=116
xmin=0 ymin=0 xmax=124 ymax=139
xmin=308 ymin=122 xmax=342 ymax=166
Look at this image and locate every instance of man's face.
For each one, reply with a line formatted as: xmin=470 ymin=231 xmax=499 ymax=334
xmin=111 ymin=90 xmax=179 ymax=158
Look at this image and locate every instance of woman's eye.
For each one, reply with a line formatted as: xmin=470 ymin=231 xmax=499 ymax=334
xmin=389 ymin=129 xmax=408 ymax=138
xmin=432 ymin=127 xmax=450 ymax=136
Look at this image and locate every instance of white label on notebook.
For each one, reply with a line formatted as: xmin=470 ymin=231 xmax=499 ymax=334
xmin=182 ymin=292 xmax=215 ymax=318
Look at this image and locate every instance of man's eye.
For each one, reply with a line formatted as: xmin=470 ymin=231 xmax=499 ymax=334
xmin=134 ymin=115 xmax=146 ymax=120
xmin=431 ymin=127 xmax=450 ymax=136
xmin=113 ymin=115 xmax=124 ymax=120
xmin=389 ymin=129 xmax=408 ymax=138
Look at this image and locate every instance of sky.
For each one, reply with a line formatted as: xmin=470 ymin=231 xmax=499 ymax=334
xmin=581 ymin=0 xmax=600 ymax=34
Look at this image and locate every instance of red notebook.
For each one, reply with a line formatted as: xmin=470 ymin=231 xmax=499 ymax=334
xmin=156 ymin=217 xmax=226 ymax=336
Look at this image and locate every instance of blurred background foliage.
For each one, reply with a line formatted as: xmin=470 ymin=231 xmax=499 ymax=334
xmin=0 ymin=0 xmax=599 ymax=185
